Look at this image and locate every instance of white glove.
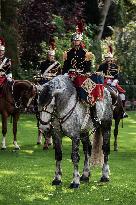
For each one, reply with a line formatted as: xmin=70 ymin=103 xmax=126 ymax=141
xmin=64 ymin=73 xmax=69 ymax=76
xmin=6 ymin=73 xmax=13 ymax=82
xmin=111 ymin=79 xmax=119 ymax=87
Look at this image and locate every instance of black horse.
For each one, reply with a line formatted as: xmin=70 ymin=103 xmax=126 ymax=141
xmin=106 ymin=85 xmax=126 ymax=151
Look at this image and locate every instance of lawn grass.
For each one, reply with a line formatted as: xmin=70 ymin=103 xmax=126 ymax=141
xmin=0 ymin=111 xmax=136 ymax=205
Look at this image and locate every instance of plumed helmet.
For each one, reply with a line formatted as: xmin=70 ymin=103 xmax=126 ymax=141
xmin=47 ymin=49 xmax=55 ymax=56
xmin=71 ymin=33 xmax=83 ymax=41
xmin=0 ymin=45 xmax=5 ymax=51
xmin=104 ymin=52 xmax=113 ymax=58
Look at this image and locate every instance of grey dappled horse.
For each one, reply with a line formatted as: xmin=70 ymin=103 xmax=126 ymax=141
xmin=38 ymin=75 xmax=112 ymax=188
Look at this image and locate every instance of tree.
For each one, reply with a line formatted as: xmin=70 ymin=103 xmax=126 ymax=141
xmin=18 ymin=0 xmax=86 ymax=79
xmin=0 ymin=0 xmax=19 ymax=78
xmin=96 ymin=0 xmax=112 ymax=40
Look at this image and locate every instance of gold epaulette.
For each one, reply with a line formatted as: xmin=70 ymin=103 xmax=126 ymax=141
xmin=63 ymin=51 xmax=67 ymax=61
xmin=85 ymin=51 xmax=94 ymax=61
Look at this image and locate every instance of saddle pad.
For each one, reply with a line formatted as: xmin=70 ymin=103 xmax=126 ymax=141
xmin=73 ymin=74 xmax=104 ymax=105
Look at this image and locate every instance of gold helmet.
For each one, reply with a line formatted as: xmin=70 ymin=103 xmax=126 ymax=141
xmin=104 ymin=52 xmax=113 ymax=58
xmin=71 ymin=33 xmax=83 ymax=41
xmin=0 ymin=45 xmax=5 ymax=51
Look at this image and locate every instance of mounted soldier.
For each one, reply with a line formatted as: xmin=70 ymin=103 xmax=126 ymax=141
xmin=40 ymin=49 xmax=61 ymax=83
xmin=97 ymin=52 xmax=128 ymax=118
xmin=0 ymin=45 xmax=12 ymax=82
xmin=62 ymin=29 xmax=102 ymax=130
xmin=34 ymin=40 xmax=61 ymax=85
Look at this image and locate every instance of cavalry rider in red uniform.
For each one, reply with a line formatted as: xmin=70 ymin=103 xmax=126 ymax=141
xmin=0 ymin=45 xmax=12 ymax=83
xmin=97 ymin=53 xmax=128 ymax=118
xmin=62 ymin=32 xmax=101 ymax=130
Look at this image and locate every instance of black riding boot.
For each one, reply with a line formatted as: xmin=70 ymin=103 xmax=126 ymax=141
xmin=90 ymin=105 xmax=101 ymax=131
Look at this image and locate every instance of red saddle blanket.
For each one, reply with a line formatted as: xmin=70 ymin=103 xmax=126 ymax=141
xmin=72 ymin=74 xmax=104 ymax=105
xmin=0 ymin=76 xmax=6 ymax=86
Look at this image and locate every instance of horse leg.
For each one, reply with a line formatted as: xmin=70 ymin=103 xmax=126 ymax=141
xmin=37 ymin=128 xmax=43 ymax=145
xmin=52 ymin=131 xmax=62 ymax=185
xmin=80 ymin=131 xmax=92 ymax=182
xmin=1 ymin=113 xmax=8 ymax=149
xmin=43 ymin=128 xmax=52 ymax=150
xmin=13 ymin=113 xmax=20 ymax=150
xmin=70 ymin=136 xmax=80 ymax=188
xmin=100 ymin=123 xmax=111 ymax=182
xmin=114 ymin=119 xmax=120 ymax=151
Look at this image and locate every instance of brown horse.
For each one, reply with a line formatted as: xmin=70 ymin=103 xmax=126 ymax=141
xmin=0 ymin=78 xmax=36 ymax=150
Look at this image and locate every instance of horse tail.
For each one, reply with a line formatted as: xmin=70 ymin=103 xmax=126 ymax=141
xmin=91 ymin=128 xmax=104 ymax=166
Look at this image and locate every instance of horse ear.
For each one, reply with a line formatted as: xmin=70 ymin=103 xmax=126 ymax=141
xmin=52 ymin=88 xmax=65 ymax=96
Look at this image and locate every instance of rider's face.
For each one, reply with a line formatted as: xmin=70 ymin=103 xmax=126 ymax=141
xmin=105 ymin=57 xmax=112 ymax=63
xmin=73 ymin=40 xmax=81 ymax=47
xmin=47 ymin=54 xmax=55 ymax=61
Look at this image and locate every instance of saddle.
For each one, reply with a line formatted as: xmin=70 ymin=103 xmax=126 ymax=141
xmin=68 ymin=71 xmax=104 ymax=106
xmin=0 ymin=76 xmax=7 ymax=97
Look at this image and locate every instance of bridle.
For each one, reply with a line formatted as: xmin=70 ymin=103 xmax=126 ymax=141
xmin=37 ymin=96 xmax=78 ymax=126
xmin=11 ymin=81 xmax=36 ymax=110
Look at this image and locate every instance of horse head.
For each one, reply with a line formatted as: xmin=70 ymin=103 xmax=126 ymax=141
xmin=13 ymin=80 xmax=36 ymax=109
xmin=37 ymin=81 xmax=64 ymax=130
xmin=38 ymin=82 xmax=64 ymax=109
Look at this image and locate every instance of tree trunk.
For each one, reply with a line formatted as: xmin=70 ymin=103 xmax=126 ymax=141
xmin=0 ymin=0 xmax=1 ymax=21
xmin=96 ymin=0 xmax=112 ymax=40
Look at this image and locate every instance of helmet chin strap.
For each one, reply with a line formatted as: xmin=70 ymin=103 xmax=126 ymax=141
xmin=74 ymin=44 xmax=81 ymax=49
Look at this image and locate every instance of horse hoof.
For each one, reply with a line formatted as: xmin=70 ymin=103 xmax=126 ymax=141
xmin=52 ymin=179 xmax=62 ymax=186
xmin=100 ymin=176 xmax=109 ymax=182
xmin=69 ymin=182 xmax=80 ymax=189
xmin=1 ymin=147 xmax=6 ymax=150
xmin=114 ymin=147 xmax=118 ymax=151
xmin=43 ymin=146 xmax=49 ymax=150
xmin=80 ymin=175 xmax=89 ymax=183
xmin=13 ymin=147 xmax=20 ymax=151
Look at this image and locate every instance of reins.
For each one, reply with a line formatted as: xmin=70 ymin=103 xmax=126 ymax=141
xmin=38 ymin=97 xmax=78 ymax=126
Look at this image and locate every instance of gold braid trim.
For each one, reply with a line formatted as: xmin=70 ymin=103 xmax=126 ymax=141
xmin=85 ymin=52 xmax=94 ymax=61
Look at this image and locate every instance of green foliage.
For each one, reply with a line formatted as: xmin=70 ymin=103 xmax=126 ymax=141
xmin=52 ymin=15 xmax=66 ymax=36
xmin=1 ymin=0 xmax=18 ymax=25
xmin=0 ymin=0 xmax=20 ymax=78
xmin=40 ymin=15 xmax=72 ymax=67
xmin=115 ymin=0 xmax=126 ymax=27
xmin=122 ymin=85 xmax=136 ymax=100
xmin=115 ymin=21 xmax=136 ymax=82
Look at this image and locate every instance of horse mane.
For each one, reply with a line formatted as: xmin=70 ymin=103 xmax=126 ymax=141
xmin=39 ymin=75 xmax=76 ymax=106
xmin=39 ymin=84 xmax=52 ymax=106
xmin=14 ymin=80 xmax=33 ymax=88
xmin=49 ymin=75 xmax=76 ymax=96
